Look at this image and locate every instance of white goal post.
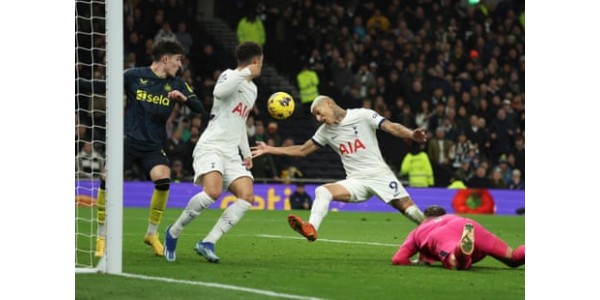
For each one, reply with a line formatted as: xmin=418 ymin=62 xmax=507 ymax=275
xmin=75 ymin=0 xmax=123 ymax=274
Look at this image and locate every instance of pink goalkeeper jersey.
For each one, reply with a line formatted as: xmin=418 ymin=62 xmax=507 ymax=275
xmin=393 ymin=214 xmax=469 ymax=264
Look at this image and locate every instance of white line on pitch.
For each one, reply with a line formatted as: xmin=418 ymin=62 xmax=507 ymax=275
xmin=117 ymin=273 xmax=326 ymax=300
xmin=255 ymin=234 xmax=398 ymax=247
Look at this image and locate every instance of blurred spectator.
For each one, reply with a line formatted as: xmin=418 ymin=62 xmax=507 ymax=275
xmin=497 ymin=154 xmax=513 ymax=184
xmin=407 ymin=79 xmax=427 ymax=114
xmin=453 ymin=160 xmax=472 ymax=183
xmin=414 ymin=100 xmax=431 ymax=129
xmin=251 ymin=139 xmax=280 ymax=180
xmin=428 ymin=127 xmax=454 ymax=187
xmin=441 ymin=114 xmax=459 ymax=142
xmin=366 ymin=8 xmax=390 ymax=33
xmin=246 ymin=114 xmax=256 ymax=138
xmin=267 ymin=121 xmax=282 ymax=147
xmin=249 ymin=119 xmax=268 ymax=145
xmin=490 ymin=166 xmax=507 ymax=189
xmin=489 ymin=108 xmax=514 ymax=163
xmin=289 ymin=183 xmax=313 ymax=210
xmin=236 ymin=10 xmax=266 ymax=47
xmin=175 ymin=21 xmax=193 ymax=55
xmin=163 ymin=0 xmax=187 ymax=29
xmin=466 ymin=165 xmax=494 ymax=189
xmin=399 ymin=143 xmax=434 ymax=188
xmin=511 ymin=135 xmax=525 ymax=179
xmin=170 ymin=159 xmax=188 ymax=183
xmin=76 ymin=140 xmax=105 ymax=179
xmin=450 ymin=131 xmax=473 ymax=170
xmin=297 ymin=62 xmax=320 ymax=114
xmin=166 ymin=127 xmax=186 ymax=166
xmin=275 ymin=137 xmax=302 ymax=177
xmin=431 ymin=87 xmax=447 ymax=107
xmin=354 ymin=63 xmax=376 ymax=99
xmin=179 ymin=117 xmax=191 ymax=143
xmin=507 ymin=169 xmax=525 ymax=190
xmin=181 ymin=125 xmax=202 ymax=176
xmin=455 ymin=106 xmax=470 ymax=133
xmin=137 ymin=38 xmax=154 ymax=66
xmin=154 ymin=22 xmax=177 ymax=45
xmin=331 ymin=58 xmax=355 ymax=96
xmin=195 ymin=43 xmax=221 ymax=81
xmin=384 ymin=70 xmax=403 ymax=103
xmin=395 ymin=104 xmax=416 ymax=130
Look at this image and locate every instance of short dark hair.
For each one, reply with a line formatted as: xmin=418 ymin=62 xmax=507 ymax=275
xmin=152 ymin=40 xmax=184 ymax=61
xmin=424 ymin=205 xmax=446 ymax=218
xmin=235 ymin=42 xmax=263 ymax=65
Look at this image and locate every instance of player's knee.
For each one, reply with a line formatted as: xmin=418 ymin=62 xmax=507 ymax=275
xmin=315 ymin=186 xmax=332 ymax=199
xmin=154 ymin=178 xmax=170 ymax=191
xmin=203 ymin=189 xmax=221 ymax=200
xmin=237 ymin=193 xmax=255 ymax=203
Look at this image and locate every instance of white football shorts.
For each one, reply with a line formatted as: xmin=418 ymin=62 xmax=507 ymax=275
xmin=337 ymin=172 xmax=409 ymax=203
xmin=192 ymin=149 xmax=253 ymax=188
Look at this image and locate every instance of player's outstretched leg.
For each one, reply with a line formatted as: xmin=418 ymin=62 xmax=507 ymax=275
xmin=144 ymin=233 xmax=164 ymax=257
xmin=288 ymin=214 xmax=317 ymax=242
xmin=163 ymin=225 xmax=178 ymax=262
xmin=454 ymin=223 xmax=475 ymax=270
xmin=195 ymin=241 xmax=220 ymax=263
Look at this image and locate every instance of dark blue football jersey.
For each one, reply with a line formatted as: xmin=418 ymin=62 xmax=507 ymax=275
xmin=124 ymin=67 xmax=200 ymax=150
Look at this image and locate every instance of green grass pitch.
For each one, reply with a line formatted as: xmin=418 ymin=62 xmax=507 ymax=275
xmin=76 ymin=208 xmax=525 ymax=300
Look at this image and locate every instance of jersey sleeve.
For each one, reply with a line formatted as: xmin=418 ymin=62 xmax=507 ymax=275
xmin=391 ymin=230 xmax=419 ymax=265
xmin=179 ymin=79 xmax=197 ymax=100
xmin=310 ymin=124 xmax=327 ymax=147
xmin=213 ymin=68 xmax=251 ymax=100
xmin=176 ymin=78 xmax=205 ymax=114
xmin=362 ymin=108 xmax=386 ymax=130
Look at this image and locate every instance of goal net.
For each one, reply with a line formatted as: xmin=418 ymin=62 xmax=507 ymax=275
xmin=75 ymin=0 xmax=123 ymax=274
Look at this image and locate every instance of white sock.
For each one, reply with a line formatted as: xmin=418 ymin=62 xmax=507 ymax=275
xmin=147 ymin=223 xmax=158 ymax=235
xmin=308 ymin=186 xmax=333 ymax=231
xmin=97 ymin=223 xmax=106 ymax=238
xmin=203 ymin=199 xmax=251 ymax=244
xmin=170 ymin=191 xmax=215 ymax=238
xmin=404 ymin=205 xmax=425 ymax=224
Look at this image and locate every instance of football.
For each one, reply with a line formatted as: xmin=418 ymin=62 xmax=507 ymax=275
xmin=267 ymin=91 xmax=295 ymax=120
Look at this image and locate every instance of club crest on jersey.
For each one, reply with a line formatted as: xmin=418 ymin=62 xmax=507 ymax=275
xmin=164 ymin=83 xmax=172 ymax=92
xmin=339 ymin=139 xmax=366 ymax=155
xmin=232 ymin=102 xmax=251 ymax=118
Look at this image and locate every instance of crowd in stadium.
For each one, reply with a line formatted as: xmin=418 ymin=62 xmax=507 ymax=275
xmin=76 ymin=0 xmax=524 ymax=190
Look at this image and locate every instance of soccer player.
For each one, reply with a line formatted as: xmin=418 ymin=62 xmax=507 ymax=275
xmin=251 ymin=95 xmax=428 ymax=242
xmin=391 ymin=205 xmax=525 ymax=270
xmin=92 ymin=40 xmax=206 ymax=257
xmin=163 ymin=41 xmax=263 ymax=263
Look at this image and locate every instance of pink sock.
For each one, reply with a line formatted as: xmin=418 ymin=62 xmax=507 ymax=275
xmin=512 ymin=245 xmax=525 ymax=266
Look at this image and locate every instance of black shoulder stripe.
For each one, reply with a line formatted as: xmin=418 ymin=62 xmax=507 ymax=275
xmin=311 ymin=138 xmax=324 ymax=148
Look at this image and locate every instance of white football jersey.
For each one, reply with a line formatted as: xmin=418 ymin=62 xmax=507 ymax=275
xmin=312 ymin=108 xmax=392 ymax=178
xmin=195 ymin=68 xmax=256 ymax=156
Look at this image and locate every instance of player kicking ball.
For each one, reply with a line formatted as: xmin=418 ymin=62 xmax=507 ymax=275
xmin=251 ymin=95 xmax=428 ymax=242
xmin=391 ymin=205 xmax=525 ymax=270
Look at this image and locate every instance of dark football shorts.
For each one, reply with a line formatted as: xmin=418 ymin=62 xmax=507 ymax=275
xmin=124 ymin=139 xmax=170 ymax=177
